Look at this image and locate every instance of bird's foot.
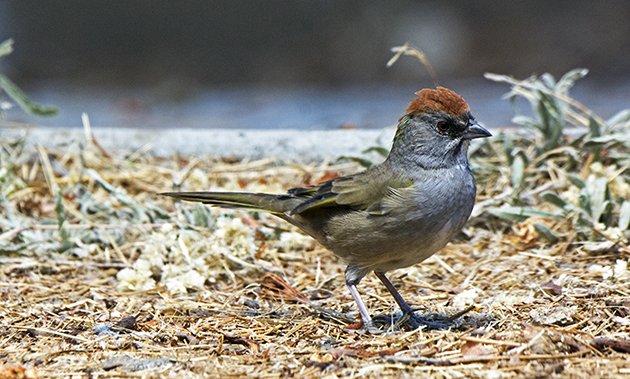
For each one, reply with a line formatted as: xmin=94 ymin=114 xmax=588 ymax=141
xmin=375 ymin=305 xmax=476 ymax=331
xmin=397 ymin=311 xmax=456 ymax=330
xmin=343 ymin=306 xmax=477 ymax=333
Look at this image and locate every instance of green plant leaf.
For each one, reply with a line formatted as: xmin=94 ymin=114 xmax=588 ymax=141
xmin=0 ymin=74 xmax=58 ymax=116
xmin=534 ymin=222 xmax=560 ymax=244
xmin=619 ymin=201 xmax=630 ymax=230
xmin=361 ymin=146 xmax=389 ymax=157
xmin=606 ymin=109 xmax=630 ymax=127
xmin=511 ymin=151 xmax=526 ymax=195
xmin=86 ymin=169 xmax=148 ymax=222
xmin=191 ymin=204 xmax=213 ymax=228
xmin=583 ymin=134 xmax=630 ymax=148
xmin=585 ymin=177 xmax=609 ymax=223
xmin=588 ymin=117 xmax=602 ymax=138
xmin=0 ymin=39 xmax=13 ymax=58
xmin=488 ymin=205 xmax=561 ymax=222
xmin=541 ymin=191 xmax=568 ymax=210
xmin=541 ymin=73 xmax=556 ymax=88
xmin=568 ymin=174 xmax=585 ymax=189
xmin=556 ymin=68 xmax=588 ymax=96
xmin=537 ymin=92 xmax=564 ymax=150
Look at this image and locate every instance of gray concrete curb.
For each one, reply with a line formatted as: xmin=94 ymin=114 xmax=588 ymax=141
xmin=2 ymin=126 xmax=398 ymax=161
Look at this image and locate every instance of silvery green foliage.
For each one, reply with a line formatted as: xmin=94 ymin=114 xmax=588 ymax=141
xmin=483 ymin=70 xmax=629 ymax=242
xmin=486 ymin=69 xmax=590 ymax=152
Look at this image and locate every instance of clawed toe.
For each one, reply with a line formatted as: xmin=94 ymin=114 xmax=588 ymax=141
xmin=369 ymin=312 xmax=448 ymax=332
xmin=397 ymin=312 xmax=455 ymax=330
xmin=396 ymin=305 xmax=476 ymax=330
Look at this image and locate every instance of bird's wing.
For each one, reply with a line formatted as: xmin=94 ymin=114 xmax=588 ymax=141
xmin=288 ymin=165 xmax=413 ymax=215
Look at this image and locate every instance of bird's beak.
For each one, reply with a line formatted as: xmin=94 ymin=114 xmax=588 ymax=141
xmin=463 ymin=122 xmax=492 ymax=140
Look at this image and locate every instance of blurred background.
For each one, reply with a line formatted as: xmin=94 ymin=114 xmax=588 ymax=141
xmin=1 ymin=0 xmax=628 ymax=129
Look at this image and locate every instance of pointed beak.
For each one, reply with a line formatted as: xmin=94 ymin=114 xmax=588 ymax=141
xmin=463 ymin=122 xmax=492 ymax=140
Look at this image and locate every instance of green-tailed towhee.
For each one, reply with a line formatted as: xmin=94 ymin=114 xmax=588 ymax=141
xmin=163 ymin=86 xmax=491 ymax=331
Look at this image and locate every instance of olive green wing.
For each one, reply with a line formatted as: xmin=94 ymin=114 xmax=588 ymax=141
xmin=288 ymin=165 xmax=413 ymax=216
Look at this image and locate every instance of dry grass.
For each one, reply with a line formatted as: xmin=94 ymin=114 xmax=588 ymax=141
xmin=0 ymin=124 xmax=628 ymax=378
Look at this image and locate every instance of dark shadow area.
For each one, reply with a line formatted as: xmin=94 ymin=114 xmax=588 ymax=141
xmin=1 ymin=0 xmax=628 ymax=128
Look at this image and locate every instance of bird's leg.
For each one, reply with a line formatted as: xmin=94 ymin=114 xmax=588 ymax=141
xmin=344 ymin=266 xmax=387 ymax=333
xmin=374 ymin=272 xmax=415 ymax=314
xmin=345 ymin=279 xmax=373 ymax=329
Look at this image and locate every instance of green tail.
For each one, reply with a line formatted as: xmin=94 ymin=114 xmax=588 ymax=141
xmin=161 ymin=191 xmax=299 ymax=215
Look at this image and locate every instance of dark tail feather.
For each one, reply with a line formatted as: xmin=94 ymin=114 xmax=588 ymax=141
xmin=161 ymin=191 xmax=298 ymax=215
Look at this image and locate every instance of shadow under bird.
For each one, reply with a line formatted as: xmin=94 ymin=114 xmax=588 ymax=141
xmin=162 ymin=87 xmax=491 ymax=331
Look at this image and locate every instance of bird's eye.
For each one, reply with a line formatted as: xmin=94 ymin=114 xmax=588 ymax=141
xmin=436 ymin=121 xmax=449 ymax=133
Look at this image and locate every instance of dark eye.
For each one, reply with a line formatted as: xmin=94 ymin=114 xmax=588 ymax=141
xmin=436 ymin=121 xmax=449 ymax=133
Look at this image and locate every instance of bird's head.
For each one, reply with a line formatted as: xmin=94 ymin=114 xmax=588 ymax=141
xmin=389 ymin=86 xmax=491 ymax=169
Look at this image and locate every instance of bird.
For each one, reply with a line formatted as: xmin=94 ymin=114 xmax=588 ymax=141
xmin=162 ymin=86 xmax=491 ymax=331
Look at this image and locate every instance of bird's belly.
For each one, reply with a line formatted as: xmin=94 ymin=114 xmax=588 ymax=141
xmin=322 ymin=185 xmax=474 ymax=272
xmin=324 ymin=211 xmax=458 ymax=268
xmin=368 ymin=218 xmax=457 ymax=272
